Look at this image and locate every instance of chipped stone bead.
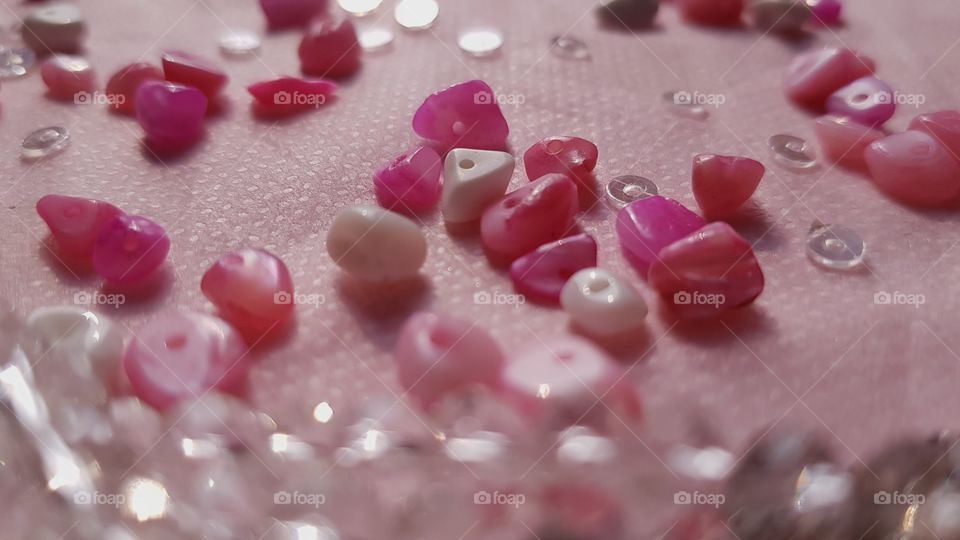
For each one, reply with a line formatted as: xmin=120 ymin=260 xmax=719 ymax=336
xmin=135 ymin=80 xmax=208 ymax=150
xmin=373 ymin=145 xmax=442 ymax=214
xmin=523 ymin=136 xmax=598 ymax=193
xmin=691 ymin=153 xmax=764 ymax=219
xmin=105 ymin=62 xmax=164 ymax=114
xmin=40 ymin=54 xmax=95 ymax=100
xmin=441 ymin=148 xmax=515 ymax=223
xmin=615 ymin=195 xmax=706 ymax=277
xmin=864 ymin=131 xmax=960 ymax=207
xmin=247 ymin=76 xmax=337 ymax=114
xmin=201 ymin=248 xmax=295 ymax=336
xmin=813 ymin=114 xmax=885 ymax=170
xmin=92 ymin=215 xmax=170 ymax=284
xmin=412 ymin=80 xmax=510 ymax=152
xmin=909 ymin=110 xmax=960 ymax=162
xmin=560 ymin=268 xmax=648 ymax=337
xmin=326 ymin=205 xmax=427 ymax=281
xmin=783 ymin=47 xmax=875 ymax=109
xmin=825 ymin=76 xmax=896 ymax=127
xmin=509 ymin=233 xmax=597 ymax=305
xmin=161 ymin=50 xmax=229 ymax=99
xmin=22 ymin=4 xmax=87 ymax=54
xmin=36 ymin=194 xmax=124 ymax=259
xmin=298 ymin=13 xmax=362 ymax=79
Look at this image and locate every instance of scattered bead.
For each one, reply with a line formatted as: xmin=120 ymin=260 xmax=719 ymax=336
xmin=21 ymin=3 xmax=86 ymax=54
xmin=615 ymin=195 xmax=706 ymax=277
xmin=105 ymin=62 xmax=164 ymax=115
xmin=219 ymin=30 xmax=261 ymax=56
xmin=326 ymin=205 xmax=427 ymax=281
xmin=373 ymin=145 xmax=442 ymax=214
xmin=338 ymin=0 xmax=383 ymax=16
xmin=298 ymin=14 xmax=362 ymax=79
xmin=21 ymin=126 xmax=70 ymax=161
xmin=691 ymin=154 xmax=765 ymax=219
xmin=747 ymin=0 xmax=810 ymax=33
xmin=440 ymin=148 xmax=515 ymax=223
xmin=908 ymin=110 xmax=960 ymax=162
xmin=36 ymin=194 xmax=124 ymax=259
xmin=23 ymin=306 xmax=124 ymax=379
xmin=550 ymin=35 xmax=590 ymax=60
xmin=161 ymin=50 xmax=229 ymax=99
xmin=394 ymin=312 xmax=504 ymax=410
xmin=676 ymin=0 xmax=744 ymax=26
xmin=412 ymin=80 xmax=510 ymax=152
xmin=783 ymin=47 xmax=875 ymax=109
xmin=259 ymin=0 xmax=328 ymax=29
xmin=805 ymin=222 xmax=865 ymax=270
xmin=560 ymin=268 xmax=648 ymax=337
xmin=768 ymin=134 xmax=817 ymax=169
xmin=247 ymin=77 xmax=337 ymax=114
xmin=812 ymin=114 xmax=884 ymax=169
xmin=40 ymin=54 xmax=94 ymax=100
xmin=135 ymin=81 xmax=208 ymax=149
xmin=92 ymin=215 xmax=170 ymax=284
xmin=123 ymin=312 xmax=250 ymax=411
xmin=201 ymin=248 xmax=295 ymax=336
xmin=605 ymin=175 xmax=658 ymax=208
xmin=358 ymin=27 xmax=394 ymax=51
xmin=523 ymin=136 xmax=599 ymax=194
xmin=0 ymin=46 xmax=35 ymax=79
xmin=648 ymin=222 xmax=764 ymax=318
xmin=807 ymin=0 xmax=842 ymax=25
xmin=394 ymin=0 xmax=439 ymax=30
xmin=864 ymin=131 xmax=960 ymax=207
xmin=825 ymin=76 xmax=896 ymax=127
xmin=595 ymin=0 xmax=659 ymax=29
xmin=457 ymin=29 xmax=503 ymax=57
xmin=509 ymin=233 xmax=597 ymax=305
xmin=480 ymin=173 xmax=579 ymax=263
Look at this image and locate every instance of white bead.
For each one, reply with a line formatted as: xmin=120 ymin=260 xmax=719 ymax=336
xmin=22 ymin=4 xmax=86 ymax=53
xmin=560 ymin=268 xmax=648 ymax=337
xmin=327 ymin=205 xmax=427 ymax=281
xmin=23 ymin=305 xmax=124 ymax=378
xmin=441 ymin=148 xmax=515 ymax=223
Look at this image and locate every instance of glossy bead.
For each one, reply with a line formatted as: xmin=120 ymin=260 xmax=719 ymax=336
xmin=298 ymin=14 xmax=362 ymax=79
xmin=92 ymin=215 xmax=170 ymax=283
xmin=615 ymin=195 xmax=706 ymax=277
xmin=105 ymin=62 xmax=164 ymax=114
xmin=412 ymin=80 xmax=510 ymax=152
xmin=394 ymin=312 xmax=505 ymax=410
xmin=813 ymin=114 xmax=885 ymax=169
xmin=201 ymin=248 xmax=295 ymax=336
xmin=748 ymin=0 xmax=810 ymax=33
xmin=480 ymin=173 xmax=578 ymax=263
xmin=161 ymin=50 xmax=228 ymax=99
xmin=40 ymin=55 xmax=95 ymax=100
xmin=864 ymin=131 xmax=960 ymax=207
xmin=326 ymin=205 xmax=427 ymax=281
xmin=22 ymin=4 xmax=86 ymax=54
xmin=23 ymin=306 xmax=124 ymax=379
xmin=605 ymin=175 xmax=658 ymax=208
xmin=769 ymin=134 xmax=818 ymax=169
xmin=560 ymin=268 xmax=648 ymax=337
xmin=676 ymin=0 xmax=744 ymax=26
xmin=826 ymin=76 xmax=896 ymax=127
xmin=441 ymin=148 xmax=515 ymax=223
xmin=783 ymin=47 xmax=875 ymax=109
xmin=36 ymin=194 xmax=124 ymax=259
xmin=259 ymin=0 xmax=328 ymax=29
xmin=595 ymin=0 xmax=659 ymax=28
xmin=373 ymin=145 xmax=442 ymax=213
xmin=647 ymin=222 xmax=764 ymax=318
xmin=523 ymin=136 xmax=598 ymax=193
xmin=247 ymin=77 xmax=337 ymax=114
xmin=909 ymin=110 xmax=960 ymax=162
xmin=806 ymin=223 xmax=866 ymax=270
xmin=0 ymin=46 xmax=36 ymax=79
xmin=691 ymin=154 xmax=765 ymax=219
xmin=807 ymin=0 xmax=842 ymax=25
xmin=135 ymin=80 xmax=208 ymax=149
xmin=509 ymin=233 xmax=597 ymax=305
xmin=123 ymin=312 xmax=250 ymax=411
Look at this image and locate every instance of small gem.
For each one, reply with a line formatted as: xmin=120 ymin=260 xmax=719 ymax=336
xmin=457 ymin=29 xmax=503 ymax=57
xmin=747 ymin=0 xmax=811 ymax=33
xmin=219 ymin=30 xmax=261 ymax=56
xmin=864 ymin=131 xmax=960 ymax=207
xmin=523 ymin=136 xmax=599 ymax=195
xmin=22 ymin=4 xmax=86 ymax=54
xmin=769 ymin=134 xmax=817 ymax=169
xmin=36 ymin=194 xmax=124 ymax=259
xmin=299 ymin=13 xmax=362 ymax=79
xmin=161 ymin=50 xmax=229 ymax=99
xmin=509 ymin=233 xmax=597 ymax=305
xmin=413 ymin=80 xmax=510 ymax=152
xmin=783 ymin=47 xmax=875 ymax=108
xmin=560 ymin=268 xmax=648 ymax=337
xmin=373 ymin=145 xmax=442 ymax=214
xmin=259 ymin=0 xmax=326 ymax=29
xmin=805 ymin=223 xmax=865 ymax=270
xmin=201 ymin=248 xmax=295 ymax=336
xmin=663 ymin=90 xmax=709 ymax=120
xmin=825 ymin=76 xmax=896 ymax=127
xmin=0 ymin=46 xmax=36 ymax=79
xmin=21 ymin=126 xmax=70 ymax=160
xmin=105 ymin=62 xmax=164 ymax=115
xmin=92 ymin=215 xmax=170 ymax=283
xmin=691 ymin=153 xmax=765 ymax=219
xmin=358 ymin=27 xmax=394 ymax=51
xmin=550 ymin=35 xmax=590 ymax=60
xmin=615 ymin=195 xmax=706 ymax=277
xmin=326 ymin=206 xmax=427 ymax=281
xmin=394 ymin=0 xmax=439 ymax=30
xmin=605 ymin=175 xmax=658 ymax=208
xmin=338 ymin=0 xmax=383 ymax=16
xmin=136 ymin=81 xmax=208 ymax=150
xmin=40 ymin=54 xmax=95 ymax=100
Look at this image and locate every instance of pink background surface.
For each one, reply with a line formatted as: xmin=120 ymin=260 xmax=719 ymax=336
xmin=2 ymin=0 xmax=959 ymax=466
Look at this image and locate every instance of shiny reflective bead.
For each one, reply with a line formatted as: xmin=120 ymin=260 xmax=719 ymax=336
xmin=595 ymin=0 xmax=659 ymax=29
xmin=92 ymin=215 xmax=171 ymax=283
xmin=105 ymin=62 xmax=164 ymax=114
xmin=825 ymin=76 xmax=896 ymax=127
xmin=219 ymin=30 xmax=261 ymax=56
xmin=21 ymin=126 xmax=70 ymax=160
xmin=338 ymin=0 xmax=383 ymax=15
xmin=413 ymin=80 xmax=510 ymax=152
xmin=201 ymin=248 xmax=295 ymax=336
xmin=441 ymin=148 xmax=515 ymax=223
xmin=22 ymin=4 xmax=86 ymax=53
xmin=40 ymin=54 xmax=94 ymax=100
xmin=783 ymin=47 xmax=875 ymax=108
xmin=161 ymin=50 xmax=229 ymax=99
xmin=813 ymin=114 xmax=884 ymax=170
xmin=373 ymin=145 xmax=442 ymax=214
xmin=36 ymin=194 xmax=124 ymax=259
xmin=768 ymin=134 xmax=817 ymax=169
xmin=358 ymin=27 xmax=394 ymax=51
xmin=805 ymin=223 xmax=865 ymax=270
xmin=135 ymin=81 xmax=208 ymax=150
xmin=394 ymin=0 xmax=439 ymax=30
xmin=523 ymin=136 xmax=599 ymax=194
xmin=615 ymin=195 xmax=706 ymax=277
xmin=457 ymin=29 xmax=503 ymax=57
xmin=509 ymin=233 xmax=597 ymax=305
xmin=691 ymin=153 xmax=765 ymax=219
xmin=560 ymin=268 xmax=647 ymax=337
xmin=604 ymin=175 xmax=658 ymax=208
xmin=865 ymin=131 xmax=960 ymax=207
xmin=0 ymin=46 xmax=36 ymax=79
xmin=747 ymin=0 xmax=810 ymax=33
xmin=299 ymin=14 xmax=362 ymax=79
xmin=550 ymin=35 xmax=590 ymax=60
xmin=326 ymin=205 xmax=427 ymax=282
xmin=909 ymin=110 xmax=960 ymax=162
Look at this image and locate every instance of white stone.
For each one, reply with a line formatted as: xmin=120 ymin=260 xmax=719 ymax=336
xmin=560 ymin=268 xmax=647 ymax=337
xmin=441 ymin=148 xmax=514 ymax=223
xmin=326 ymin=206 xmax=427 ymax=281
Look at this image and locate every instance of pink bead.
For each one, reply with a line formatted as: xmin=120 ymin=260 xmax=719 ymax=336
xmin=676 ymin=0 xmax=744 ymax=26
xmin=124 ymin=312 xmax=250 ymax=411
xmin=412 ymin=80 xmax=510 ymax=152
xmin=783 ymin=47 xmax=875 ymax=109
xmin=247 ymin=77 xmax=337 ymax=115
xmin=509 ymin=233 xmax=597 ymax=305
xmin=36 ymin=194 xmax=124 ymax=259
xmin=864 ymin=131 xmax=960 ymax=207
xmin=647 ymin=222 xmax=764 ymax=318
xmin=825 ymin=76 xmax=896 ymax=127
xmin=298 ymin=14 xmax=361 ymax=79
xmin=813 ymin=114 xmax=885 ymax=170
xmin=615 ymin=195 xmax=706 ymax=277
xmin=373 ymin=146 xmax=442 ymax=214
xmin=691 ymin=154 xmax=764 ymax=219
xmin=105 ymin=62 xmax=164 ymax=115
xmin=92 ymin=215 xmax=170 ymax=283
xmin=135 ymin=80 xmax=208 ymax=149
xmin=201 ymin=248 xmax=295 ymax=336
xmin=259 ymin=0 xmax=327 ymax=29
xmin=909 ymin=110 xmax=960 ymax=162
xmin=523 ymin=136 xmax=598 ymax=192
xmin=40 ymin=55 xmax=95 ymax=100
xmin=161 ymin=50 xmax=229 ymax=99
xmin=394 ymin=312 xmax=504 ymax=410
xmin=808 ymin=0 xmax=842 ymax=25
xmin=480 ymin=173 xmax=579 ymax=263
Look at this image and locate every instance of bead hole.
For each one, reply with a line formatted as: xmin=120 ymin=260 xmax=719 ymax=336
xmin=585 ymin=277 xmax=610 ymax=294
xmin=459 ymin=159 xmax=475 ymax=170
xmin=430 ymin=327 xmax=457 ymax=348
xmin=503 ymin=197 xmax=521 ymax=209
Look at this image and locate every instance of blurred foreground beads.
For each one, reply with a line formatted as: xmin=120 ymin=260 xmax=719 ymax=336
xmin=413 ymin=80 xmax=510 ymax=152
xmin=21 ymin=126 xmax=70 ymax=160
xmin=105 ymin=62 xmax=164 ymax=114
xmin=0 ymin=46 xmax=36 ymax=79
xmin=259 ymin=0 xmax=328 ymax=29
xmin=677 ymin=0 xmax=744 ymax=26
xmin=326 ymin=206 xmax=427 ymax=281
xmin=550 ymin=35 xmax=590 ymax=60
xmin=299 ymin=13 xmax=362 ymax=78
xmin=92 ymin=214 xmax=170 ymax=284
xmin=201 ymin=248 xmax=295 ymax=336
xmin=135 ymin=80 xmax=208 ymax=150
xmin=605 ymin=175 xmax=658 ymax=208
xmin=807 ymin=0 xmax=842 ymax=25
xmin=769 ymin=134 xmax=817 ymax=169
xmin=22 ymin=3 xmax=86 ymax=53
xmin=805 ymin=223 xmax=865 ymax=270
xmin=36 ymin=194 xmax=123 ymax=259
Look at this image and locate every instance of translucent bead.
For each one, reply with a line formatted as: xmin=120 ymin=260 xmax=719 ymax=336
xmin=805 ymin=222 xmax=866 ymax=270
xmin=663 ymin=89 xmax=709 ymax=120
xmin=550 ymin=35 xmax=590 ymax=60
xmin=358 ymin=27 xmax=394 ymax=51
xmin=337 ymin=0 xmax=383 ymax=16
xmin=0 ymin=46 xmax=36 ymax=78
xmin=457 ymin=28 xmax=503 ymax=57
xmin=769 ymin=133 xmax=817 ymax=169
xmin=605 ymin=175 xmax=658 ymax=208
xmin=21 ymin=126 xmax=69 ymax=160
xmin=394 ymin=0 xmax=438 ymax=30
xmin=219 ymin=30 xmax=261 ymax=56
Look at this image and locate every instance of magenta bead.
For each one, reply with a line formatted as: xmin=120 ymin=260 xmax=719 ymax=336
xmin=523 ymin=136 xmax=599 ymax=191
xmin=298 ymin=14 xmax=362 ymax=79
xmin=201 ymin=248 xmax=295 ymax=336
xmin=161 ymin=50 xmax=228 ymax=99
xmin=691 ymin=154 xmax=765 ymax=220
xmin=615 ymin=195 xmax=706 ymax=277
xmin=808 ymin=0 xmax=842 ymax=25
xmin=412 ymin=80 xmax=510 ymax=152
xmin=36 ymin=194 xmax=124 ymax=259
xmin=247 ymin=77 xmax=337 ymax=114
xmin=826 ymin=76 xmax=896 ymax=127
xmin=135 ymin=80 xmax=208 ymax=149
xmin=40 ymin=55 xmax=96 ymax=100
xmin=864 ymin=131 xmax=960 ymax=207
xmin=509 ymin=233 xmax=597 ymax=305
xmin=909 ymin=110 xmax=960 ymax=162
xmin=259 ymin=0 xmax=327 ymax=29
xmin=92 ymin=215 xmax=170 ymax=283
xmin=373 ymin=146 xmax=442 ymax=213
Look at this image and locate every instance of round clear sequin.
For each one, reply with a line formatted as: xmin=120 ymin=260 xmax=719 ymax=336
xmin=769 ymin=134 xmax=817 ymax=169
xmin=218 ymin=30 xmax=261 ymax=56
xmin=806 ymin=222 xmax=866 ymax=270
xmin=394 ymin=0 xmax=439 ymax=30
xmin=359 ymin=27 xmax=394 ymax=51
xmin=21 ymin=127 xmax=69 ymax=160
xmin=550 ymin=35 xmax=590 ymax=60
xmin=457 ymin=29 xmax=503 ymax=57
xmin=0 ymin=46 xmax=36 ymax=79
xmin=337 ymin=0 xmax=383 ymax=16
xmin=663 ymin=90 xmax=709 ymax=120
xmin=605 ymin=175 xmax=659 ymax=208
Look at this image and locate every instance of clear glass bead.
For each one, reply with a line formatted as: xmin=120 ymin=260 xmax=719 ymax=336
xmin=394 ymin=0 xmax=439 ymax=30
xmin=769 ymin=134 xmax=817 ymax=169
xmin=605 ymin=175 xmax=658 ymax=208
xmin=0 ymin=46 xmax=35 ymax=79
xmin=337 ymin=0 xmax=383 ymax=16
xmin=550 ymin=35 xmax=590 ymax=60
xmin=21 ymin=126 xmax=69 ymax=160
xmin=663 ymin=89 xmax=709 ymax=120
xmin=358 ymin=27 xmax=394 ymax=51
xmin=806 ymin=222 xmax=866 ymax=270
xmin=457 ymin=28 xmax=503 ymax=57
xmin=219 ymin=30 xmax=261 ymax=56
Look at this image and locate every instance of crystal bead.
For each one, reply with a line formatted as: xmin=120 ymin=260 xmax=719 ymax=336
xmin=769 ymin=134 xmax=817 ymax=169
xmin=259 ymin=0 xmax=326 ymax=30
xmin=40 ymin=54 xmax=95 ymax=100
xmin=0 ymin=46 xmax=35 ymax=79
xmin=605 ymin=175 xmax=658 ymax=207
xmin=550 ymin=35 xmax=590 ymax=60
xmin=200 ymin=248 xmax=295 ymax=336
xmin=219 ymin=30 xmax=261 ymax=56
xmin=663 ymin=90 xmax=709 ymax=120
xmin=338 ymin=0 xmax=383 ymax=16
xmin=358 ymin=27 xmax=394 ymax=51
xmin=805 ymin=223 xmax=865 ymax=270
xmin=394 ymin=0 xmax=439 ymax=30
xmin=457 ymin=28 xmax=503 ymax=57
xmin=21 ymin=126 xmax=69 ymax=160
xmin=615 ymin=195 xmax=705 ymax=277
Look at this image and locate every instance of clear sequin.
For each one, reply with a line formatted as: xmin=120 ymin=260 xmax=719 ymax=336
xmin=394 ymin=0 xmax=439 ymax=30
xmin=806 ymin=222 xmax=866 ymax=270
xmin=21 ymin=127 xmax=69 ymax=160
xmin=550 ymin=35 xmax=590 ymax=60
xmin=359 ymin=27 xmax=394 ymax=51
xmin=605 ymin=175 xmax=659 ymax=208
xmin=769 ymin=134 xmax=817 ymax=169
xmin=457 ymin=29 xmax=503 ymax=57
xmin=337 ymin=0 xmax=383 ymax=16
xmin=663 ymin=89 xmax=709 ymax=120
xmin=0 ymin=46 xmax=36 ymax=79
xmin=219 ymin=30 xmax=261 ymax=56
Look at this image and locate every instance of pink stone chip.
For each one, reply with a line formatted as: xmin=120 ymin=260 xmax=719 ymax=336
xmin=105 ymin=62 xmax=164 ymax=114
xmin=691 ymin=153 xmax=765 ymax=219
xmin=783 ymin=47 xmax=875 ymax=109
xmin=161 ymin=50 xmax=229 ymax=99
xmin=298 ymin=14 xmax=362 ymax=79
xmin=36 ymin=194 xmax=124 ymax=259
xmin=124 ymin=312 xmax=250 ymax=411
xmin=40 ymin=55 xmax=96 ymax=100
xmin=509 ymin=233 xmax=597 ymax=305
xmin=480 ymin=173 xmax=579 ymax=263
xmin=825 ymin=76 xmax=896 ymax=127
xmin=864 ymin=131 xmax=960 ymax=207
xmin=615 ymin=195 xmax=706 ymax=277
xmin=808 ymin=0 xmax=842 ymax=25
xmin=394 ymin=312 xmax=505 ymax=410
xmin=92 ymin=215 xmax=170 ymax=283
xmin=135 ymin=80 xmax=208 ymax=150
xmin=373 ymin=146 xmax=442 ymax=213
xmin=201 ymin=248 xmax=295 ymax=336
xmin=259 ymin=0 xmax=327 ymax=29
xmin=523 ymin=136 xmax=599 ymax=192
xmin=676 ymin=0 xmax=744 ymax=26
xmin=247 ymin=77 xmax=337 ymax=114
xmin=813 ymin=114 xmax=885 ymax=170
xmin=647 ymin=222 xmax=765 ymax=319
xmin=412 ymin=80 xmax=510 ymax=152
xmin=909 ymin=110 xmax=960 ymax=162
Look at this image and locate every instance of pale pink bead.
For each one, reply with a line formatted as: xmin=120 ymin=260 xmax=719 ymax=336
xmin=615 ymin=195 xmax=706 ymax=277
xmin=813 ymin=114 xmax=885 ymax=170
xmin=864 ymin=131 xmax=960 ymax=207
xmin=825 ymin=76 xmax=896 ymax=127
xmin=200 ymin=248 xmax=295 ymax=336
xmin=123 ymin=312 xmax=250 ymax=411
xmin=480 ymin=173 xmax=579 ymax=263
xmin=247 ymin=77 xmax=337 ymax=115
xmin=161 ymin=50 xmax=229 ymax=99
xmin=394 ymin=312 xmax=504 ymax=410
xmin=92 ymin=215 xmax=170 ymax=283
xmin=36 ymin=194 xmax=123 ymax=259
xmin=783 ymin=47 xmax=875 ymax=109
xmin=373 ymin=146 xmax=442 ymax=213
xmin=909 ymin=110 xmax=960 ymax=162
xmin=523 ymin=136 xmax=599 ymax=191
xmin=40 ymin=54 xmax=96 ymax=100
xmin=412 ymin=80 xmax=510 ymax=152
xmin=691 ymin=154 xmax=764 ymax=219
xmin=509 ymin=233 xmax=597 ymax=305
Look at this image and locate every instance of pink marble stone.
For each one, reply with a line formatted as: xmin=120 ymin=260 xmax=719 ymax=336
xmin=480 ymin=173 xmax=579 ymax=263
xmin=259 ymin=0 xmax=327 ymax=29
xmin=864 ymin=131 xmax=960 ymax=207
xmin=161 ymin=50 xmax=229 ymax=99
xmin=135 ymin=80 xmax=208 ymax=149
xmin=247 ymin=77 xmax=337 ymax=115
xmin=808 ymin=0 xmax=842 ymax=25
xmin=909 ymin=110 xmax=960 ymax=162
xmin=691 ymin=153 xmax=765 ymax=219
xmin=509 ymin=233 xmax=597 ymax=305
xmin=647 ymin=222 xmax=765 ymax=319
xmin=813 ymin=114 xmax=886 ymax=170
xmin=373 ymin=146 xmax=442 ymax=214
xmin=123 ymin=312 xmax=250 ymax=411
xmin=523 ymin=136 xmax=599 ymax=192
xmin=394 ymin=312 xmax=505 ymax=410
xmin=412 ymin=80 xmax=510 ymax=152
xmin=201 ymin=248 xmax=295 ymax=337
xmin=92 ymin=215 xmax=170 ymax=283
xmin=783 ymin=47 xmax=876 ymax=109
xmin=615 ymin=195 xmax=707 ymax=277
xmin=825 ymin=76 xmax=896 ymax=127
xmin=40 ymin=55 xmax=96 ymax=100
xmin=298 ymin=14 xmax=362 ymax=79
xmin=36 ymin=194 xmax=124 ymax=259
xmin=676 ymin=0 xmax=744 ymax=26
xmin=104 ymin=62 xmax=164 ymax=114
